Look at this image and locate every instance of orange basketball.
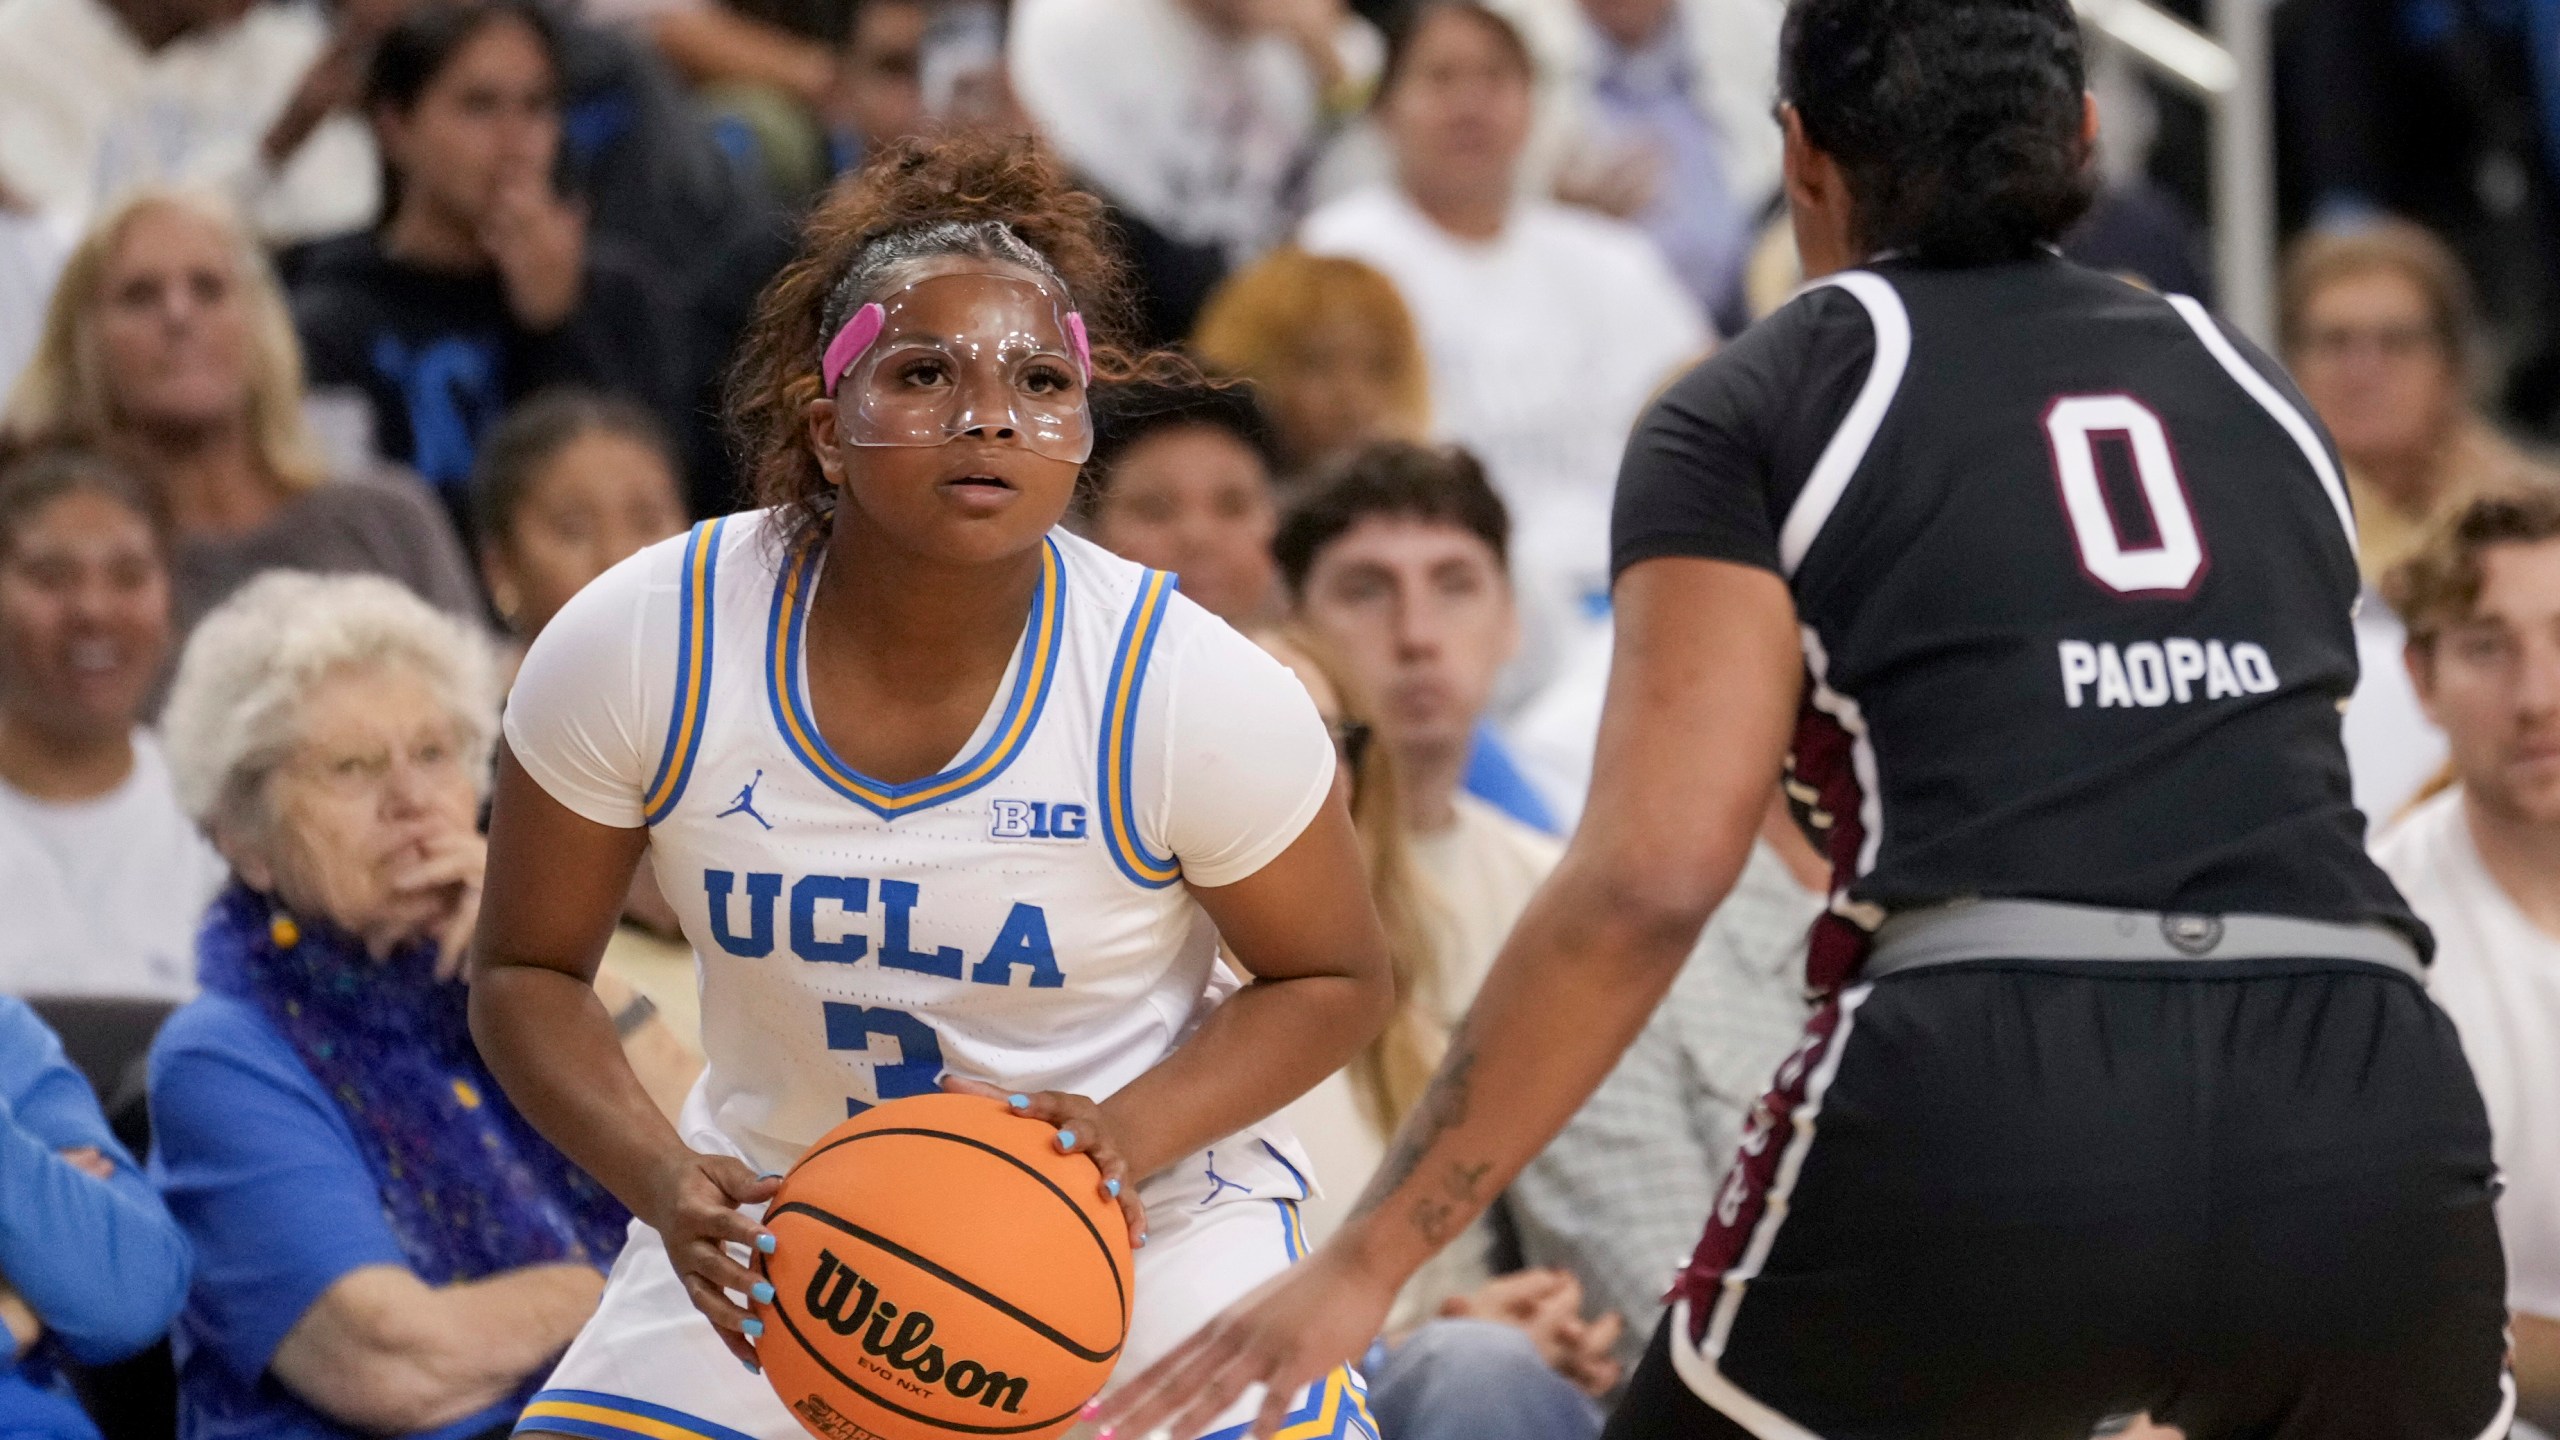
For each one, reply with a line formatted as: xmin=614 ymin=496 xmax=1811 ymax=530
xmin=752 ymin=1093 xmax=1135 ymax=1440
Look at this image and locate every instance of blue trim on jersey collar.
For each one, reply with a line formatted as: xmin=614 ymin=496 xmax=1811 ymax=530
xmin=1096 ymin=568 xmax=1181 ymax=888
xmin=642 ymin=518 xmax=726 ymax=826
xmin=763 ymin=535 xmax=1064 ymax=820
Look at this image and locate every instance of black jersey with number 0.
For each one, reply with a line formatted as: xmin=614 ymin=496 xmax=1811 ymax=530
xmin=1613 ymin=254 xmax=2419 ymax=993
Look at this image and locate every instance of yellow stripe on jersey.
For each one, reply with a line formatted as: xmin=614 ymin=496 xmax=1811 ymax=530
xmin=642 ymin=518 xmax=725 ymax=825
xmin=1098 ymin=568 xmax=1181 ymax=888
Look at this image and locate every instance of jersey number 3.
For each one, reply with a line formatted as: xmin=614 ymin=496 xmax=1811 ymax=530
xmin=2044 ymin=394 xmax=2207 ymax=596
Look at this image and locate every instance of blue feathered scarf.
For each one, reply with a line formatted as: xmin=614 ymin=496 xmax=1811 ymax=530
xmin=195 ymin=883 xmax=630 ymax=1284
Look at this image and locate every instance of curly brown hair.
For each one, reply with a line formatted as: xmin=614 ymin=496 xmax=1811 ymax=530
xmin=726 ymin=133 xmax=1168 ymax=554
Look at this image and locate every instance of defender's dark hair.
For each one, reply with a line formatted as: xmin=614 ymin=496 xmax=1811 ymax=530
xmin=1780 ymin=0 xmax=2095 ymax=265
xmin=727 ymin=132 xmax=1174 ymax=554
xmin=1083 ymin=379 xmax=1281 ymax=511
xmin=1274 ymin=442 xmax=1509 ymax=591
xmin=363 ymin=0 xmax=563 ymax=219
xmin=0 ymin=446 xmax=174 ymax=566
xmin=470 ymin=388 xmax=679 ymax=551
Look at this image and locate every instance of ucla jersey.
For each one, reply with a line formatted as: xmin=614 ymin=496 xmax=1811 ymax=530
xmin=621 ymin=512 xmax=1306 ymax=1175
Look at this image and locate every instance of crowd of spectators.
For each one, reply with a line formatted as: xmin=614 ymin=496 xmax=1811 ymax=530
xmin=2 ymin=0 xmax=2560 ymax=1435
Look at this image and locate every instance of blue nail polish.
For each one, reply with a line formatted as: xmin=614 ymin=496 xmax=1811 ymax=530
xmin=742 ymin=1357 xmax=760 ymax=1375
xmin=1056 ymin=1128 xmax=1077 ymax=1148
xmin=742 ymin=1318 xmax=765 ymax=1339
xmin=1105 ymin=1178 xmax=1121 ymax=1198
xmin=1007 ymin=1093 xmax=1030 ymax=1109
xmin=756 ymin=1233 xmax=777 ymax=1254
xmin=752 ymin=1281 xmax=776 ymax=1304
xmin=1136 ymin=1232 xmax=1149 ymax=1247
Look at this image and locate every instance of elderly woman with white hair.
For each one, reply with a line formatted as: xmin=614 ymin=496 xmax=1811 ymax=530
xmin=145 ymin=572 xmax=689 ymax=1440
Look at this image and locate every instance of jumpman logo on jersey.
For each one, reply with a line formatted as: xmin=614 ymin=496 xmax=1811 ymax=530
xmin=717 ymin=771 xmax=773 ymax=830
xmin=1199 ymin=1149 xmax=1250 ymax=1206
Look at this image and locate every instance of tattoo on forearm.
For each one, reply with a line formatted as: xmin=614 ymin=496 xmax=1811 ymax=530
xmin=1350 ymin=1035 xmax=1494 ymax=1245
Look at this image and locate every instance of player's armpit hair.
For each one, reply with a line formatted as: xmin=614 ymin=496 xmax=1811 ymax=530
xmin=1781 ymin=0 xmax=2095 ymax=265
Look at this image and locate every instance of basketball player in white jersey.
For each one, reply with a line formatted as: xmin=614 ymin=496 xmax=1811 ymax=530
xmin=470 ymin=135 xmax=1392 ymax=1440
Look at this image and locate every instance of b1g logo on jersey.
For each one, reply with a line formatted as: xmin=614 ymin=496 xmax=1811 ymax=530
xmin=988 ymin=800 xmax=1088 ymax=843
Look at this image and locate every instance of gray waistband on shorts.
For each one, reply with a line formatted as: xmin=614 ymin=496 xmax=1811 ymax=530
xmin=1864 ymin=898 xmax=2424 ymax=982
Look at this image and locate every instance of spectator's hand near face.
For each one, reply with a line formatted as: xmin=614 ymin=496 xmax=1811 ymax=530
xmin=482 ymin=172 xmax=586 ymax=332
xmin=1243 ymin=0 xmax=1353 ymax=89
xmin=389 ymin=825 xmax=488 ymax=982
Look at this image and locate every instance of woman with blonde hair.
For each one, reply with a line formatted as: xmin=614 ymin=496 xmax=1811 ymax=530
xmin=3 ymin=187 xmax=477 ymax=635
xmin=1192 ymin=248 xmax=1433 ymax=482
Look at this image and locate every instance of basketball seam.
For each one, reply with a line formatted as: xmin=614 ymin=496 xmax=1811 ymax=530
xmin=768 ymin=1201 xmax=1124 ymax=1364
xmin=791 ymin=1125 xmax=1129 ymax=1320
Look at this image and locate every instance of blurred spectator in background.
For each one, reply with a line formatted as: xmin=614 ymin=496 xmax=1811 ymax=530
xmin=1083 ymin=378 xmax=1285 ymax=627
xmin=2283 ymin=220 xmax=2559 ymax=825
xmin=292 ymin=0 xmax=683 ymax=535
xmin=468 ymin=388 xmax=687 ymax=678
xmin=1492 ymin=0 xmax=1782 ymax=334
xmin=2372 ymin=489 xmax=2560 ymax=1436
xmin=1279 ymin=445 xmax=1559 ymax=1071
xmin=1257 ymin=625 xmax=1612 ymax=1438
xmin=1191 ymin=247 xmax=1431 ymax=484
xmin=150 ymin=572 xmax=692 ymax=1440
xmin=1009 ymin=0 xmax=1381 ymax=342
xmin=821 ymin=0 xmax=925 ymax=173
xmin=1301 ymin=0 xmax=1706 ymax=706
xmin=0 ymin=995 xmax=191 ymax=1440
xmin=4 ymin=189 xmax=479 ymax=635
xmin=468 ymin=387 xmax=691 ymax=937
xmin=0 ymin=450 xmax=225 ymax=1002
xmin=0 ymin=0 xmax=379 ymax=246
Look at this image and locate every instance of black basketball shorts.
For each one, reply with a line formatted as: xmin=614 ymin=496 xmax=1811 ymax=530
xmin=1602 ymin=961 xmax=2512 ymax=1440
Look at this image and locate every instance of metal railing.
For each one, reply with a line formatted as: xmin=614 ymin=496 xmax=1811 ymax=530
xmin=2074 ymin=0 xmax=2273 ymax=342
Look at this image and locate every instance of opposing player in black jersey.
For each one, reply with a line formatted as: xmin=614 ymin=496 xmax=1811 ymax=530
xmin=1095 ymin=1 xmax=2512 ymax=1437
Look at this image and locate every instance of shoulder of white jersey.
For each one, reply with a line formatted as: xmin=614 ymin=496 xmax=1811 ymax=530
xmin=636 ymin=510 xmax=766 ymax=825
xmin=1053 ymin=528 xmax=1194 ymax=891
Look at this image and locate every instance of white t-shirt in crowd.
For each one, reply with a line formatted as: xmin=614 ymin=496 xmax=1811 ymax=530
xmin=1301 ymin=186 xmax=1710 ymax=703
xmin=1282 ymin=790 xmax=1561 ymax=1320
xmin=0 ymin=0 xmax=379 ymax=243
xmin=1009 ymin=0 xmax=1343 ymax=261
xmin=0 ymin=733 xmax=226 ymax=1000
xmin=2344 ymin=592 xmax=2448 ymax=833
xmin=2374 ymin=788 xmax=2560 ymax=1319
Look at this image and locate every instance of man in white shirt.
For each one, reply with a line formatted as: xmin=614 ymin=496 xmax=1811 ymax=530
xmin=1008 ymin=0 xmax=1378 ymax=337
xmin=1299 ymin=0 xmax=1708 ymax=704
xmin=0 ymin=0 xmax=377 ymax=244
xmin=2372 ymin=487 xmax=2560 ymax=1436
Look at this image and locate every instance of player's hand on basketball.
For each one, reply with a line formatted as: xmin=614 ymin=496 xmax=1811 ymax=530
xmin=940 ymin=1077 xmax=1146 ymax=1244
xmin=641 ymin=1149 xmax=784 ymax=1370
xmin=1091 ymin=1245 xmax=1396 ymax=1440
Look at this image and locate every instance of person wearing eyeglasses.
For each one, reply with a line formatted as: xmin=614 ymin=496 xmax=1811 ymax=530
xmin=2281 ymin=221 xmax=2560 ymax=826
xmin=144 ymin=572 xmax=693 ymax=1440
